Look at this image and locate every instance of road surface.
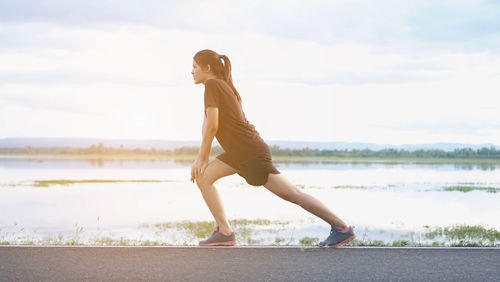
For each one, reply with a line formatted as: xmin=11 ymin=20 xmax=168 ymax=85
xmin=1 ymin=246 xmax=498 ymax=281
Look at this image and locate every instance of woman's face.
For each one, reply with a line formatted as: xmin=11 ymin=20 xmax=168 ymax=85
xmin=191 ymin=60 xmax=210 ymax=84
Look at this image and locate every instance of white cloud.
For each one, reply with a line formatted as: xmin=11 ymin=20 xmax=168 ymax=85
xmin=2 ymin=0 xmax=499 ymax=50
xmin=1 ymin=1 xmax=499 ymax=144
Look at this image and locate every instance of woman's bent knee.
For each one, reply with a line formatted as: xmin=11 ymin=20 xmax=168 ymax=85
xmin=195 ymin=174 xmax=213 ymax=189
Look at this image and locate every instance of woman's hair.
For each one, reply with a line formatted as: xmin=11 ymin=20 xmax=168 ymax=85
xmin=194 ymin=49 xmax=242 ymax=103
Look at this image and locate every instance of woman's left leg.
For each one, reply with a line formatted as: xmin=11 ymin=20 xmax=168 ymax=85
xmin=196 ymin=158 xmax=239 ymax=236
xmin=263 ymin=173 xmax=348 ymax=229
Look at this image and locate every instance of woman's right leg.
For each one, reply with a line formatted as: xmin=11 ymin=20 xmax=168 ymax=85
xmin=263 ymin=173 xmax=348 ymax=229
xmin=195 ymin=158 xmax=238 ymax=235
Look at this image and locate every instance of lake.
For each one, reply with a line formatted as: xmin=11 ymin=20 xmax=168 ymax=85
xmin=1 ymin=156 xmax=499 ymax=246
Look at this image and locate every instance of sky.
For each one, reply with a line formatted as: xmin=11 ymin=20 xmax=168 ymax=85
xmin=0 ymin=0 xmax=499 ymax=145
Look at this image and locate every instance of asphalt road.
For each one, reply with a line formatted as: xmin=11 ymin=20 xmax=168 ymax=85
xmin=0 ymin=246 xmax=498 ymax=281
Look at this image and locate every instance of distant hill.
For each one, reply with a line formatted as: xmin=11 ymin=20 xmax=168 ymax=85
xmin=1 ymin=137 xmax=498 ymax=152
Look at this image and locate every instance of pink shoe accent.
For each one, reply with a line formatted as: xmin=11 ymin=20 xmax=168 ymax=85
xmin=199 ymin=240 xmax=237 ymax=246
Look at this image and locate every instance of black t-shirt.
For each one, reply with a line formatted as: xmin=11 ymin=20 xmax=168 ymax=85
xmin=204 ymin=78 xmax=267 ymax=158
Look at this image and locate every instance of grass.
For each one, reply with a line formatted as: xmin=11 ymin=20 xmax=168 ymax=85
xmin=424 ymin=224 xmax=500 ymax=243
xmin=330 ymin=185 xmax=379 ymax=190
xmin=2 ymin=180 xmax=388 ymax=191
xmin=298 ymin=237 xmax=319 ymax=245
xmin=145 ymin=219 xmax=290 ymax=245
xmin=295 ymin=184 xmax=500 ymax=192
xmin=296 ymin=184 xmax=397 ymax=190
xmin=0 ymin=179 xmax=175 ymax=188
xmin=342 ymin=224 xmax=500 ymax=247
xmin=442 ymin=186 xmax=500 ymax=193
xmin=274 ymin=237 xmax=286 ymax=245
xmin=33 ymin=179 xmax=174 ymax=187
xmin=344 ymin=239 xmax=388 ymax=247
xmin=296 ymin=184 xmax=325 ymax=189
xmin=2 ymin=220 xmax=498 ymax=247
xmin=5 ymin=180 xmax=499 ymax=194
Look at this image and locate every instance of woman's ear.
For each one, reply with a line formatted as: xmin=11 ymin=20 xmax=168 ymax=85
xmin=204 ymin=64 xmax=212 ymax=73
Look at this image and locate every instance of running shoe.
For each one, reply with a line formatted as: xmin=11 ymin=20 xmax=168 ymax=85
xmin=318 ymin=226 xmax=356 ymax=248
xmin=199 ymin=226 xmax=237 ymax=246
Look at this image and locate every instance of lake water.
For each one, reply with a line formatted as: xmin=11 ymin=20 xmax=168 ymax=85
xmin=1 ymin=156 xmax=499 ymax=246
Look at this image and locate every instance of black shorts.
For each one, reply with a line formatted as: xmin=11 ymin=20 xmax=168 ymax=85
xmin=216 ymin=149 xmax=280 ymax=186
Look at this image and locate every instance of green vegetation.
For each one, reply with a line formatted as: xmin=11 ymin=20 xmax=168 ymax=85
xmin=424 ymin=224 xmax=500 ymax=245
xmin=274 ymin=237 xmax=286 ymax=245
xmin=296 ymin=184 xmax=325 ymax=189
xmin=0 ymin=143 xmax=221 ymax=158
xmin=2 ymin=143 xmax=499 ymax=162
xmin=296 ymin=184 xmax=380 ymax=190
xmin=0 ymin=179 xmax=175 ymax=188
xmin=342 ymin=224 xmax=500 ymax=247
xmin=299 ymin=237 xmax=319 ymax=245
xmin=442 ymin=186 xmax=500 ymax=193
xmin=344 ymin=239 xmax=388 ymax=247
xmin=31 ymin=179 xmax=174 ymax=187
xmin=269 ymin=146 xmax=500 ymax=160
xmin=2 ymin=220 xmax=498 ymax=247
xmin=4 ymin=180 xmax=500 ymax=194
xmin=391 ymin=240 xmax=410 ymax=247
xmin=331 ymin=185 xmax=374 ymax=189
xmin=145 ymin=219 xmax=290 ymax=245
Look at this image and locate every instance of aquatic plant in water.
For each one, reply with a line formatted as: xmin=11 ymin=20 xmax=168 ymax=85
xmin=441 ymin=186 xmax=499 ymax=193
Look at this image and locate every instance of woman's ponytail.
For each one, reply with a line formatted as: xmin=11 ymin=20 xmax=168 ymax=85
xmin=219 ymin=55 xmax=242 ymax=103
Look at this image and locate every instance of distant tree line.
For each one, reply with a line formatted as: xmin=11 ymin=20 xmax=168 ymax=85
xmin=0 ymin=143 xmax=499 ymax=159
xmin=268 ymin=145 xmax=500 ymax=159
xmin=0 ymin=142 xmax=223 ymax=156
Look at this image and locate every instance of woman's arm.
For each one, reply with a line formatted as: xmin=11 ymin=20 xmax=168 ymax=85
xmin=202 ymin=113 xmax=207 ymax=137
xmin=191 ymin=107 xmax=219 ymax=182
xmin=198 ymin=107 xmax=219 ymax=161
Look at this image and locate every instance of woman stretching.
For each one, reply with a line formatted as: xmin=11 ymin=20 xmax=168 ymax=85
xmin=190 ymin=49 xmax=355 ymax=248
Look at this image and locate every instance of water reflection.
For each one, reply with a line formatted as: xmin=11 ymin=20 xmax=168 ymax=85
xmin=452 ymin=163 xmax=499 ymax=171
xmin=0 ymin=156 xmax=186 ymax=169
xmin=1 ymin=156 xmax=499 ymax=246
xmin=0 ymin=182 xmax=498 ymax=245
xmin=1 ymin=156 xmax=498 ymax=171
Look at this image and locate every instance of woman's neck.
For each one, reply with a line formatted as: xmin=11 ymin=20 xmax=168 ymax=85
xmin=203 ymin=74 xmax=218 ymax=84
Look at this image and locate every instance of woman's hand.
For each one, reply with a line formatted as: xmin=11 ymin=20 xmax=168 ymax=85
xmin=191 ymin=157 xmax=209 ymax=183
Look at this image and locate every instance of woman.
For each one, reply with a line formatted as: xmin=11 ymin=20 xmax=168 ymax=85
xmin=190 ymin=49 xmax=355 ymax=247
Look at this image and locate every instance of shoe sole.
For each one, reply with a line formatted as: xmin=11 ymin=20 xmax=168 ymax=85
xmin=199 ymin=240 xmax=237 ymax=246
xmin=318 ymin=234 xmax=356 ymax=248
